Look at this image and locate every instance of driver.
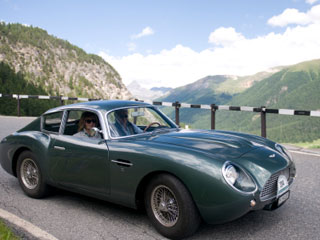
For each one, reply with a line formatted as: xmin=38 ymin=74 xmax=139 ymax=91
xmin=114 ymin=109 xmax=143 ymax=136
xmin=74 ymin=112 xmax=101 ymax=139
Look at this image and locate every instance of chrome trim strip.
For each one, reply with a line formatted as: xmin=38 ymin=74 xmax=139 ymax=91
xmin=54 ymin=146 xmax=65 ymax=151
xmin=111 ymin=159 xmax=133 ymax=167
xmin=59 ymin=110 xmax=68 ymax=135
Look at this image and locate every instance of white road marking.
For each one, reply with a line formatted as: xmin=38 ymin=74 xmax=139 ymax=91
xmin=289 ymin=150 xmax=320 ymax=158
xmin=0 ymin=208 xmax=59 ymax=240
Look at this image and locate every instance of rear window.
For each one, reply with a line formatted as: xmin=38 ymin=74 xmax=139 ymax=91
xmin=42 ymin=112 xmax=63 ymax=133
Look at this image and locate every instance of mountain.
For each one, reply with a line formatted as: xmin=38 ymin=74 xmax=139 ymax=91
xmin=127 ymin=80 xmax=171 ymax=101
xmin=215 ymin=67 xmax=284 ymax=94
xmin=159 ymin=59 xmax=320 ymax=143
xmin=0 ymin=62 xmax=60 ymax=116
xmin=159 ymin=68 xmax=284 ymax=105
xmin=150 ymin=87 xmax=172 ymax=93
xmin=0 ymin=22 xmax=132 ymax=100
xmin=212 ymin=59 xmax=320 ymax=142
xmin=158 ymin=75 xmax=234 ymax=104
xmin=157 ymin=72 xmax=282 ymax=129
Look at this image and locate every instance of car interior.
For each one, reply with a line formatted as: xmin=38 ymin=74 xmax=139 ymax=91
xmin=63 ymin=110 xmax=101 ymax=136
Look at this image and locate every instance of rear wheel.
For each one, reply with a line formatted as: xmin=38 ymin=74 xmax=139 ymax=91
xmin=17 ymin=151 xmax=49 ymax=198
xmin=145 ymin=174 xmax=201 ymax=239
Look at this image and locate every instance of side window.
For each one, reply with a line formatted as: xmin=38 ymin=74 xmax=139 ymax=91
xmin=64 ymin=110 xmax=102 ymax=137
xmin=63 ymin=110 xmax=83 ymax=136
xmin=43 ymin=112 xmax=63 ymax=133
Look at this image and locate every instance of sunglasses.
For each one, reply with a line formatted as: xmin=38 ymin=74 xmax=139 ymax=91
xmin=85 ymin=119 xmax=96 ymax=124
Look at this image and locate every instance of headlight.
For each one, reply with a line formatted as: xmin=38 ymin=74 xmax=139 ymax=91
xmin=222 ymin=162 xmax=257 ymax=194
xmin=224 ymin=165 xmax=238 ymax=185
xmin=275 ymin=143 xmax=292 ymax=160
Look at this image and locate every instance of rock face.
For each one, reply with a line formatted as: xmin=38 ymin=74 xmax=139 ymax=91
xmin=0 ymin=22 xmax=132 ymax=100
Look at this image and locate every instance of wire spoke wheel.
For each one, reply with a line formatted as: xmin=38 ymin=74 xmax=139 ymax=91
xmin=20 ymin=158 xmax=39 ymax=190
xmin=145 ymin=174 xmax=201 ymax=239
xmin=151 ymin=185 xmax=179 ymax=227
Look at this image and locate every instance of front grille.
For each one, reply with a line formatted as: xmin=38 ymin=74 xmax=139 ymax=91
xmin=260 ymin=168 xmax=290 ymax=201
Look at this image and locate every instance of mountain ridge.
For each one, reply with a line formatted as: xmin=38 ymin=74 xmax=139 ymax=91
xmin=0 ymin=22 xmax=132 ymax=100
xmin=127 ymin=80 xmax=172 ymax=101
xmin=159 ymin=59 xmax=320 ymax=143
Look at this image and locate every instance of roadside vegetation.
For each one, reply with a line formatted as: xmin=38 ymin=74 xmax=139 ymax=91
xmin=289 ymin=139 xmax=320 ymax=149
xmin=160 ymin=59 xmax=320 ymax=144
xmin=0 ymin=220 xmax=19 ymax=240
xmin=0 ymin=62 xmax=60 ymax=116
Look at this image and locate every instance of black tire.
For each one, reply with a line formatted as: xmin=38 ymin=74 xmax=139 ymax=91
xmin=145 ymin=174 xmax=201 ymax=239
xmin=16 ymin=151 xmax=49 ymax=198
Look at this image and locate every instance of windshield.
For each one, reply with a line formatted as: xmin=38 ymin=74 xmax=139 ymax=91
xmin=107 ymin=106 xmax=177 ymax=138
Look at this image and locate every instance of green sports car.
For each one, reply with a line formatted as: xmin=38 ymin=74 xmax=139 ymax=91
xmin=0 ymin=100 xmax=296 ymax=239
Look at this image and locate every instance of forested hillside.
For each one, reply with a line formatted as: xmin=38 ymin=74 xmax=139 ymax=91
xmin=214 ymin=59 xmax=320 ymax=142
xmin=0 ymin=62 xmax=60 ymax=116
xmin=0 ymin=22 xmax=132 ymax=101
xmin=161 ymin=59 xmax=320 ymax=143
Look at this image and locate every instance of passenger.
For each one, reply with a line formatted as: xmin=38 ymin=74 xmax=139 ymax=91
xmin=114 ymin=109 xmax=143 ymax=136
xmin=74 ymin=112 xmax=101 ymax=139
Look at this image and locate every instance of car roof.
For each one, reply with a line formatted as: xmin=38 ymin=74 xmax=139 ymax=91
xmin=44 ymin=100 xmax=151 ymax=114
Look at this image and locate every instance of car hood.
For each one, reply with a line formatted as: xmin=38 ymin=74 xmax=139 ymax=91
xmin=147 ymin=129 xmax=273 ymax=159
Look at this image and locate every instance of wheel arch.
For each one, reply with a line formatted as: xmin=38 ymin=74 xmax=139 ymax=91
xmin=12 ymin=147 xmax=31 ymax=177
xmin=135 ymin=170 xmax=198 ymax=212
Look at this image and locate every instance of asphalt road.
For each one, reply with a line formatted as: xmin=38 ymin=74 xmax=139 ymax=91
xmin=0 ymin=116 xmax=320 ymax=240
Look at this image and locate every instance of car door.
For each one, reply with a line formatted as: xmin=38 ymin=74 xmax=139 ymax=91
xmin=47 ymin=109 xmax=110 ymax=196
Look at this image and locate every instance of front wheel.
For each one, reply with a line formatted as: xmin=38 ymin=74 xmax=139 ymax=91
xmin=16 ymin=151 xmax=49 ymax=198
xmin=145 ymin=174 xmax=201 ymax=239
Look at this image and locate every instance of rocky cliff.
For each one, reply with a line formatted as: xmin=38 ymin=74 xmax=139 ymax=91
xmin=0 ymin=22 xmax=132 ymax=100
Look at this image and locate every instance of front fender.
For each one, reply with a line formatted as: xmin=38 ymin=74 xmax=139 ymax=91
xmin=107 ymin=139 xmax=227 ymax=210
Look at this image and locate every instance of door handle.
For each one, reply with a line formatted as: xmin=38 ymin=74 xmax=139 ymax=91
xmin=111 ymin=159 xmax=133 ymax=167
xmin=54 ymin=146 xmax=65 ymax=151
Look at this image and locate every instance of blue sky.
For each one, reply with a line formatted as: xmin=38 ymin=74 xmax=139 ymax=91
xmin=1 ymin=0 xmax=320 ymax=88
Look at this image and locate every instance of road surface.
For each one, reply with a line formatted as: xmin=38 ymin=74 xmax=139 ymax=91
xmin=0 ymin=116 xmax=319 ymax=239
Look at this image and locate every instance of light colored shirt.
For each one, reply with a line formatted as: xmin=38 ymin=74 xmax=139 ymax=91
xmin=111 ymin=119 xmax=143 ymax=137
xmin=73 ymin=129 xmax=101 ymax=139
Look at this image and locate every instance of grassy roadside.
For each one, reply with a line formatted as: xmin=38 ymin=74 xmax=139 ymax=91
xmin=286 ymin=139 xmax=320 ymax=149
xmin=0 ymin=220 xmax=20 ymax=240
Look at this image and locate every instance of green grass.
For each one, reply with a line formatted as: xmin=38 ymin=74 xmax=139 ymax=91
xmin=285 ymin=138 xmax=320 ymax=149
xmin=0 ymin=220 xmax=20 ymax=240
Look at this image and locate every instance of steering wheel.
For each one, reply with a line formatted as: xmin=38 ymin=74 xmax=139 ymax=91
xmin=144 ymin=122 xmax=161 ymax=132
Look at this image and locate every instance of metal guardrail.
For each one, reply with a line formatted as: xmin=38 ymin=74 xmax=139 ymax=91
xmin=1 ymin=93 xmax=320 ymax=138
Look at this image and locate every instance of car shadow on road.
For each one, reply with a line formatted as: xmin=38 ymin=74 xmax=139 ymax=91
xmin=48 ymin=188 xmax=287 ymax=240
xmin=3 ymin=176 xmax=293 ymax=240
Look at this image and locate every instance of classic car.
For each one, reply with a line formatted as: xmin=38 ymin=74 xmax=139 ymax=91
xmin=0 ymin=100 xmax=296 ymax=239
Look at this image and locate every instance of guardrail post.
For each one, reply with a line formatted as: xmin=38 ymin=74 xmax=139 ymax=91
xmin=261 ymin=106 xmax=267 ymax=138
xmin=211 ymin=104 xmax=216 ymax=130
xmin=60 ymin=95 xmax=64 ymax=106
xmin=175 ymin=101 xmax=180 ymax=126
xmin=17 ymin=94 xmax=20 ymax=117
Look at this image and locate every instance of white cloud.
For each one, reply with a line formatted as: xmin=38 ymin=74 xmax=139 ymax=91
xmin=99 ymin=7 xmax=320 ymax=90
xmin=131 ymin=26 xmax=154 ymax=39
xmin=127 ymin=42 xmax=136 ymax=52
xmin=209 ymin=27 xmax=245 ymax=46
xmin=268 ymin=4 xmax=320 ymax=27
xmin=306 ymin=0 xmax=319 ymax=4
